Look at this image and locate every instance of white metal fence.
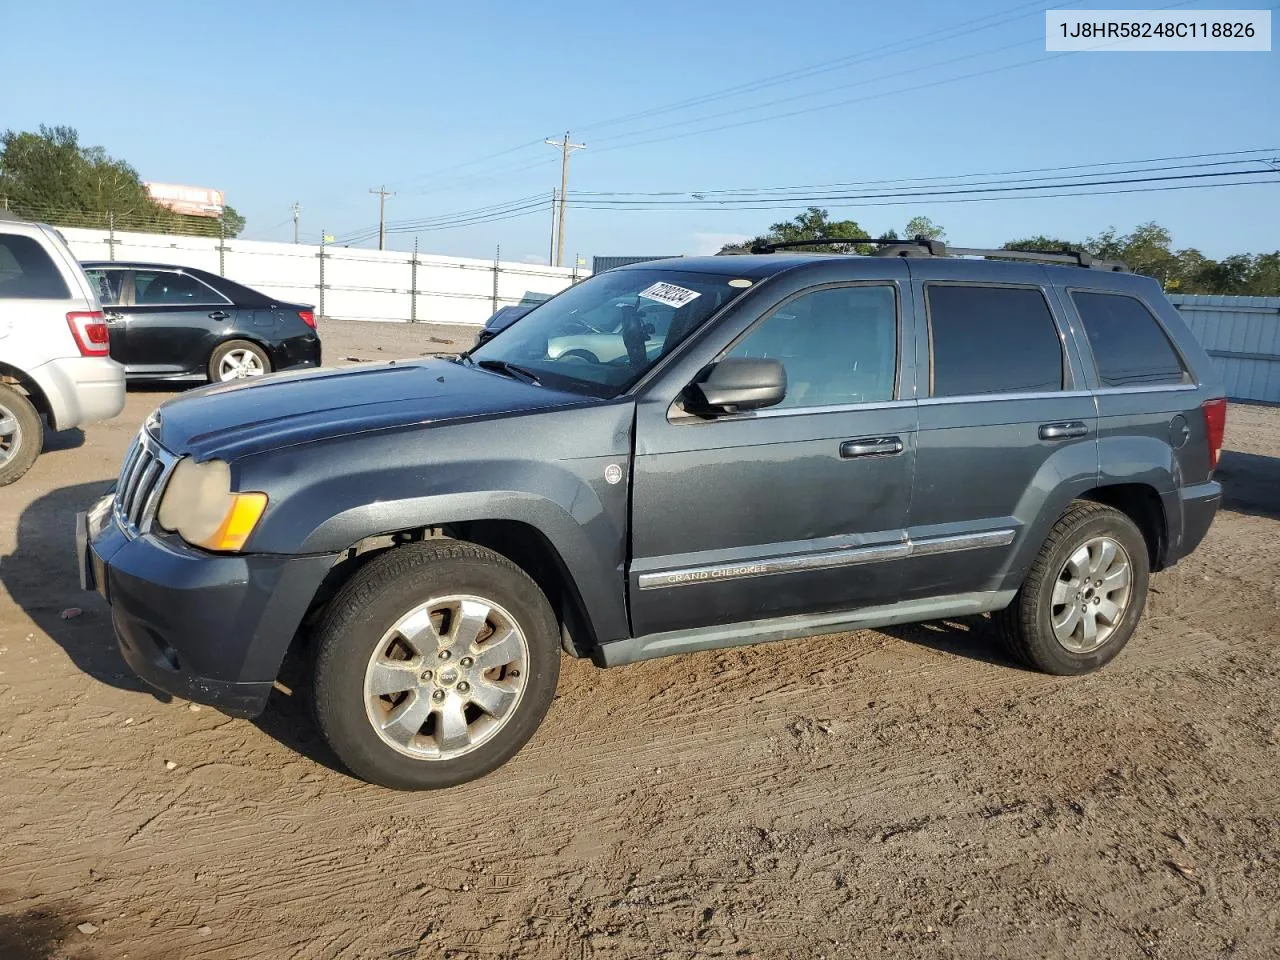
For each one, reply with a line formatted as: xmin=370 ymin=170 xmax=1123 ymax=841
xmin=58 ymin=227 xmax=588 ymax=326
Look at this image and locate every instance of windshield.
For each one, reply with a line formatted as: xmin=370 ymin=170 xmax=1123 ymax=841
xmin=467 ymin=268 xmax=753 ymax=397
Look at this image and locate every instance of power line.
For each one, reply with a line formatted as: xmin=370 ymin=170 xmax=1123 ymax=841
xmin=571 ymin=167 xmax=1279 ymax=210
xmin=570 ymin=148 xmax=1280 ymax=198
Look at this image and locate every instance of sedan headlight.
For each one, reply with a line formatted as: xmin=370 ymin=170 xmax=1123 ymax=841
xmin=156 ymin=457 xmax=268 ymax=552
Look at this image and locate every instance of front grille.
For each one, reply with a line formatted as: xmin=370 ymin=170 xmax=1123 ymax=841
xmin=114 ymin=431 xmax=177 ymax=537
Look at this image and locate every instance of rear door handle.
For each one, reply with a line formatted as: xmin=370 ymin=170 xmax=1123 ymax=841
xmin=1039 ymin=421 xmax=1089 ymax=441
xmin=840 ymin=437 xmax=904 ymax=459
xmin=209 ymin=310 xmax=232 ymax=321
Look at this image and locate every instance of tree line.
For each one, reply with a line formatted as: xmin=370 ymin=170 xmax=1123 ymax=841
xmin=720 ymin=208 xmax=1279 ymax=296
xmin=0 ymin=126 xmax=244 ymax=237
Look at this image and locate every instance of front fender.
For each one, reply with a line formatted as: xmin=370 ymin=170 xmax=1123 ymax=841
xmin=235 ymin=404 xmax=634 ymax=644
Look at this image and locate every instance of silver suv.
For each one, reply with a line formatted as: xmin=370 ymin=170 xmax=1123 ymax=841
xmin=0 ymin=213 xmax=126 ymax=484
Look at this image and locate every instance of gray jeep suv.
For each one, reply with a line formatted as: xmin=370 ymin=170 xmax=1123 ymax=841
xmin=78 ymin=238 xmax=1225 ymax=789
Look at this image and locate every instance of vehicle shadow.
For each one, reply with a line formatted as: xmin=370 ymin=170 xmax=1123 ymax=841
xmin=878 ymin=616 xmax=1023 ymax=670
xmin=4 ymin=480 xmax=352 ymax=774
xmin=1216 ymin=449 xmax=1280 ymax=521
xmin=2 ymin=481 xmax=168 ymax=703
xmin=40 ymin=426 xmax=85 ymax=454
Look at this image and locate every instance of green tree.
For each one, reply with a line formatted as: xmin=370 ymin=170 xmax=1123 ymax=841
xmin=719 ymin=207 xmax=871 ymax=254
xmin=1002 ymin=235 xmax=1083 ymax=252
xmin=904 ymin=215 xmax=945 ymax=240
xmin=0 ymin=125 xmax=243 ymax=238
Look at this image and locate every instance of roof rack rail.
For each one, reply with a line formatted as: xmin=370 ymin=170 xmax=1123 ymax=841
xmin=750 ymin=236 xmax=945 ymax=255
xmin=947 ymin=246 xmax=1130 ymax=272
xmin=749 ymin=235 xmax=1129 ymax=272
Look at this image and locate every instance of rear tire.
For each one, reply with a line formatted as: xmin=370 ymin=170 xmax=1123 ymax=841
xmin=312 ymin=541 xmax=560 ymax=790
xmin=995 ymin=501 xmax=1149 ymax=675
xmin=209 ymin=340 xmax=271 ymax=382
xmin=0 ymin=384 xmax=43 ymax=486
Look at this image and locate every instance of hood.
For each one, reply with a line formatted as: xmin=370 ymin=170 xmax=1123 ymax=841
xmin=150 ymin=358 xmax=585 ymax=461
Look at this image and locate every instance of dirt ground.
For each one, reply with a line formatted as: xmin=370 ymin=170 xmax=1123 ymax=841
xmin=1 ymin=319 xmax=1277 ymax=960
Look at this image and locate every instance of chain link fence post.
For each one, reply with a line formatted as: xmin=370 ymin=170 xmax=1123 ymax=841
xmin=318 ymin=231 xmax=327 ymax=320
xmin=410 ymin=237 xmax=419 ymax=323
xmin=492 ymin=245 xmax=500 ymax=316
xmin=218 ymin=219 xmax=227 ymax=276
xmin=107 ymin=211 xmax=116 ymax=261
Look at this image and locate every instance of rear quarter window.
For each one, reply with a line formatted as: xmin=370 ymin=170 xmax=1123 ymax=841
xmin=1071 ymin=291 xmax=1189 ymax=388
xmin=0 ymin=233 xmax=72 ymax=300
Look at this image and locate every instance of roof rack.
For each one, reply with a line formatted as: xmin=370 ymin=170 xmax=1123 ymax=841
xmin=750 ymin=235 xmax=1129 ymax=272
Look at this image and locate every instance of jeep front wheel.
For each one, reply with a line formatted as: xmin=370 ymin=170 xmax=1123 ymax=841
xmin=312 ymin=541 xmax=560 ymax=789
xmin=995 ymin=501 xmax=1150 ymax=675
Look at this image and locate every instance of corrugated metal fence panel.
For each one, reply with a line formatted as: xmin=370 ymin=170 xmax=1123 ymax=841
xmin=592 ymin=255 xmax=679 ymax=273
xmin=1170 ymin=294 xmax=1280 ymax=403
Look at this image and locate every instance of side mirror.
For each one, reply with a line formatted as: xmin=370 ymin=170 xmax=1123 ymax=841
xmin=684 ymin=357 xmax=786 ymax=416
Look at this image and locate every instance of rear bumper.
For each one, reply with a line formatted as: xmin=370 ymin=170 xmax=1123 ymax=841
xmin=28 ymin=356 xmax=126 ymax=431
xmin=79 ymin=496 xmax=337 ymax=717
xmin=270 ymin=334 xmax=322 ymax=374
xmin=1165 ymin=479 xmax=1221 ymax=567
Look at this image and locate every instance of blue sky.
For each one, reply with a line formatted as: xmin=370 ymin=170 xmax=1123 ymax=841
xmin=6 ymin=0 xmax=1277 ymax=262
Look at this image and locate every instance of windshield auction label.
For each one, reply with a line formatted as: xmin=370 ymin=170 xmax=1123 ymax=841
xmin=638 ymin=282 xmax=702 ymax=309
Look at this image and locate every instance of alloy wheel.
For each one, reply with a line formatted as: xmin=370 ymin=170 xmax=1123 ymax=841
xmin=363 ymin=594 xmax=530 ymax=761
xmin=1050 ymin=536 xmax=1133 ymax=653
xmin=218 ymin=349 xmax=265 ymax=381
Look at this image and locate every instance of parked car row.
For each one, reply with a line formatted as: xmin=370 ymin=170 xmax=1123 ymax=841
xmin=0 ymin=213 xmax=321 ymax=484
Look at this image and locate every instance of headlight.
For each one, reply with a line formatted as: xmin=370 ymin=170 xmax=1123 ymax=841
xmin=156 ymin=457 xmax=268 ymax=552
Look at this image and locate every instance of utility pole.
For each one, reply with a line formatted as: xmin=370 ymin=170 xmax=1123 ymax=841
xmin=544 ymin=132 xmax=584 ymax=268
xmin=291 ymin=202 xmax=301 ymax=244
xmin=369 ymin=185 xmax=394 ymax=251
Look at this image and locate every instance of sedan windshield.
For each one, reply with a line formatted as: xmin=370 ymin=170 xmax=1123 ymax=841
xmin=466 ymin=268 xmax=753 ymax=397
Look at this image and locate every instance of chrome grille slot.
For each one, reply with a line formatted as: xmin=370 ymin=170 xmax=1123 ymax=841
xmin=113 ymin=430 xmax=177 ymax=538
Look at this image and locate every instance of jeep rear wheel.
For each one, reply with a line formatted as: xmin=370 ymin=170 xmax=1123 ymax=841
xmin=311 ymin=541 xmax=560 ymax=789
xmin=0 ymin=384 xmax=43 ymax=486
xmin=995 ymin=501 xmax=1150 ymax=675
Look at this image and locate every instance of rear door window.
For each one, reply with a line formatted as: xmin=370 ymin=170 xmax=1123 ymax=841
xmin=0 ymin=233 xmax=71 ymax=299
xmin=1071 ymin=291 xmax=1189 ymax=388
xmin=134 ymin=270 xmax=228 ymax=305
xmin=927 ymin=284 xmax=1063 ymax=397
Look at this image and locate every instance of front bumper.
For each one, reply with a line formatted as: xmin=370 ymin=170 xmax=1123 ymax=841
xmin=78 ymin=495 xmax=337 ymax=717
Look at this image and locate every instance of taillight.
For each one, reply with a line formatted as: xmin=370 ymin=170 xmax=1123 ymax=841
xmin=1202 ymin=397 xmax=1227 ymax=471
xmin=67 ymin=311 xmax=110 ymax=357
xmin=298 ymin=310 xmax=316 ymax=328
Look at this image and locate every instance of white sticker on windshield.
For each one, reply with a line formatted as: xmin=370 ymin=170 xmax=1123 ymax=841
xmin=638 ymin=281 xmax=702 ymax=309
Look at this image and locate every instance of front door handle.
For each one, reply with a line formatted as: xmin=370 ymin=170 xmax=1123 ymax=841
xmin=209 ymin=310 xmax=231 ymax=321
xmin=1039 ymin=421 xmax=1089 ymax=441
xmin=840 ymin=437 xmax=904 ymax=459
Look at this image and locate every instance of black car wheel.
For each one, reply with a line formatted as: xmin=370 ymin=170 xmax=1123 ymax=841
xmin=0 ymin=384 xmax=42 ymax=486
xmin=995 ymin=501 xmax=1149 ymax=675
xmin=209 ymin=340 xmax=271 ymax=382
xmin=311 ymin=541 xmax=561 ymax=790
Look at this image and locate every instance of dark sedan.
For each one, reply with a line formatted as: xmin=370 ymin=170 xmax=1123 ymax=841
xmin=81 ymin=261 xmax=321 ymax=383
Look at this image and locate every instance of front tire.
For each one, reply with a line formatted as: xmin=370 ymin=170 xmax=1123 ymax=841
xmin=312 ymin=541 xmax=561 ymax=789
xmin=0 ymin=384 xmax=43 ymax=486
xmin=995 ymin=501 xmax=1149 ymax=675
xmin=209 ymin=339 xmax=271 ymax=382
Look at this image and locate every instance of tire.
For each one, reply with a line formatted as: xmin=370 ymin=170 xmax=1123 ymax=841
xmin=995 ymin=501 xmax=1150 ymax=675
xmin=312 ymin=540 xmax=561 ymax=790
xmin=0 ymin=384 xmax=43 ymax=486
xmin=559 ymin=349 xmax=599 ymax=364
xmin=209 ymin=339 xmax=271 ymax=382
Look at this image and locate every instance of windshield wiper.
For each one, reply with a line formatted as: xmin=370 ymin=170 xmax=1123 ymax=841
xmin=475 ymin=358 xmax=541 ymax=385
